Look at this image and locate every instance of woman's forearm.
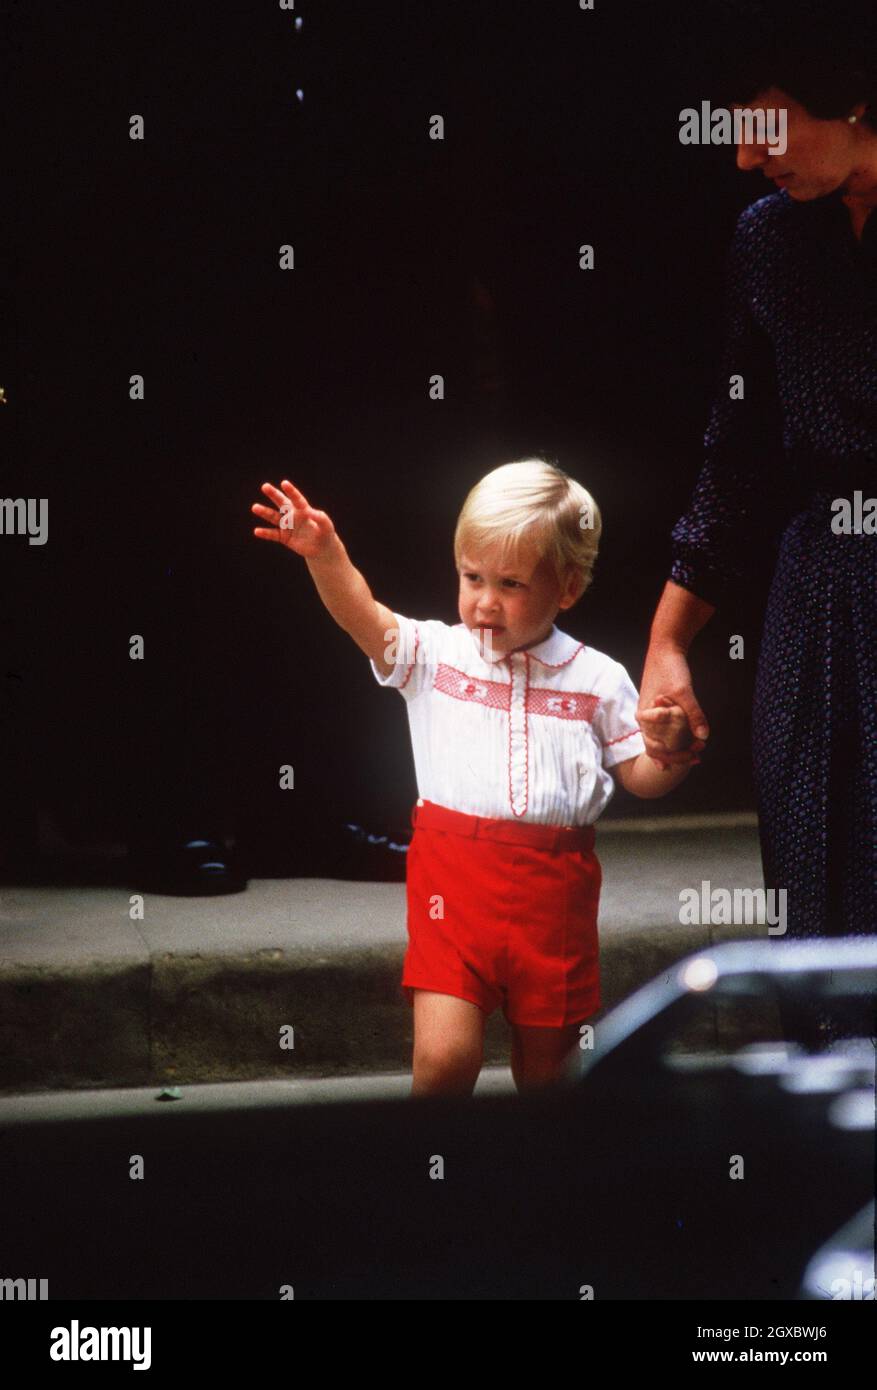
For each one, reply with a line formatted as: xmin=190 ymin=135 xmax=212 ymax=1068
xmin=648 ymin=580 xmax=716 ymax=654
xmin=639 ymin=581 xmax=715 ymax=749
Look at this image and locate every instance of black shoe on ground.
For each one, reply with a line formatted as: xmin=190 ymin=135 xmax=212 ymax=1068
xmin=127 ymin=836 xmax=248 ymax=896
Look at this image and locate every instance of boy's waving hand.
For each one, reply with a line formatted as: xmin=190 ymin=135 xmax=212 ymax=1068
xmin=252 ymin=479 xmax=335 ymax=558
xmin=251 ymin=478 xmax=399 ymax=678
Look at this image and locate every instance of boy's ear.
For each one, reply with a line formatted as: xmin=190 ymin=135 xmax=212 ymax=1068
xmin=558 ymin=569 xmax=586 ymax=608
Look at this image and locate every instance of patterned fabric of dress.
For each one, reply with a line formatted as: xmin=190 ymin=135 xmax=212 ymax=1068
xmin=670 ymin=188 xmax=877 ymax=1045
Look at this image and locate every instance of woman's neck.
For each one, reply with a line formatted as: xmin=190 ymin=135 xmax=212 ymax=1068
xmin=840 ymin=150 xmax=877 ymax=239
xmin=842 ymin=194 xmax=875 ymax=242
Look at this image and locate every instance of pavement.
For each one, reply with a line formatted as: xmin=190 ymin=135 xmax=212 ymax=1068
xmin=0 ymin=1070 xmax=517 ymax=1126
xmin=0 ymin=815 xmax=781 ymax=1093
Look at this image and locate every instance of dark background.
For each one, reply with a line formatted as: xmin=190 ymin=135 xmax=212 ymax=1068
xmin=2 ymin=1 xmax=772 ymax=872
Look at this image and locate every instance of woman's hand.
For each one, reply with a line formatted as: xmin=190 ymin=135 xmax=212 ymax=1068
xmin=251 ymin=479 xmax=336 ymax=559
xmin=638 ymin=644 xmax=709 ymax=770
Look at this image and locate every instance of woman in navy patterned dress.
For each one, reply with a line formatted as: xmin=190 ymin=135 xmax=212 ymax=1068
xmin=638 ymin=3 xmax=877 ymax=1045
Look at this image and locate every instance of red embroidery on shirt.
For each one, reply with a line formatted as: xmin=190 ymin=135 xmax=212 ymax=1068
xmin=434 ymin=663 xmax=599 ymax=722
xmin=434 ymin=664 xmax=511 ymax=710
xmin=605 ymin=728 xmax=641 ymax=747
xmin=398 ymin=624 xmax=420 ymax=692
xmin=526 ymin=687 xmax=600 ymax=721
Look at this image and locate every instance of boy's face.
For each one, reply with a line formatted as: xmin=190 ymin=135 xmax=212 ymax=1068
xmin=457 ymin=544 xmax=582 ymax=660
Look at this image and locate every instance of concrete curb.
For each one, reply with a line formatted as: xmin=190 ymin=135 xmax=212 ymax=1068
xmin=0 ymin=826 xmax=777 ymax=1091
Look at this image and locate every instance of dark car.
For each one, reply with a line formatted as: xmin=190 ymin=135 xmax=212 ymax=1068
xmin=1 ymin=938 xmax=874 ymax=1298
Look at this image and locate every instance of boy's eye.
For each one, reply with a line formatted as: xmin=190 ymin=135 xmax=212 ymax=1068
xmin=463 ymin=573 xmax=522 ymax=587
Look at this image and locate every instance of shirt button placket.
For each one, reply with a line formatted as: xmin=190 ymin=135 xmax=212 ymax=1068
xmin=508 ymin=652 xmax=528 ymax=816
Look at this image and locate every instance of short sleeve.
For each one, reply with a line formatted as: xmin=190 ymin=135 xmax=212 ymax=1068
xmin=670 ymin=204 xmax=788 ymax=607
xmin=368 ymin=612 xmax=445 ymax=701
xmin=592 ymin=662 xmax=646 ymax=767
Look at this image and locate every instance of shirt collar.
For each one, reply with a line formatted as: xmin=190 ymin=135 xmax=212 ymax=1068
xmin=522 ymin=625 xmax=584 ymax=667
xmin=464 ymin=623 xmax=583 ymax=667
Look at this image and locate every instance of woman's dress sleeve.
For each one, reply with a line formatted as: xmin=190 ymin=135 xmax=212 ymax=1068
xmin=670 ymin=209 xmax=788 ymax=607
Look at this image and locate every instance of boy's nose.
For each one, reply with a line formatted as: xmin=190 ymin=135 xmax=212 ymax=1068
xmin=475 ymin=589 xmax=499 ymax=608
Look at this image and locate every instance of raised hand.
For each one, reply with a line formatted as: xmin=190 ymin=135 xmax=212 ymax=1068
xmin=251 ymin=480 xmax=336 ymax=559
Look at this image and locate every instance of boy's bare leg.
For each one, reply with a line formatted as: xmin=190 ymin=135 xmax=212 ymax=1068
xmin=411 ymin=991 xmax=486 ymax=1097
xmin=510 ymin=1022 xmax=582 ymax=1093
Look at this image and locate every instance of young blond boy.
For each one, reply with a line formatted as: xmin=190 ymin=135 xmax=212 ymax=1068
xmin=252 ymin=459 xmax=692 ymax=1095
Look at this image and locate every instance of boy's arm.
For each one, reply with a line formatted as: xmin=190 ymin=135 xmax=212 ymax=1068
xmin=612 ymin=754 xmax=691 ymax=799
xmin=306 ymin=533 xmax=398 ymax=678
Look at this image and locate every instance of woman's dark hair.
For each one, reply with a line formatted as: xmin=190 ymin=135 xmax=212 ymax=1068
xmin=698 ymin=0 xmax=877 ymax=131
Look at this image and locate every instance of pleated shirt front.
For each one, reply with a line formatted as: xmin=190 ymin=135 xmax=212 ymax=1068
xmin=370 ymin=614 xmax=645 ymax=826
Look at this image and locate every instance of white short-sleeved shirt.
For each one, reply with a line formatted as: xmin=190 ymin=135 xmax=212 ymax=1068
xmin=370 ymin=613 xmax=646 ymax=826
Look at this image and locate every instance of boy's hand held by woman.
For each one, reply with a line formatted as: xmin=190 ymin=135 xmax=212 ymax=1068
xmin=638 ymin=696 xmax=701 ymax=772
xmin=639 ymin=696 xmax=695 ymax=750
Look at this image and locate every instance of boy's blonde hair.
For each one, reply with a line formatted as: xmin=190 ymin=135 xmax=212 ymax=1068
xmin=454 ymin=457 xmax=602 ymax=602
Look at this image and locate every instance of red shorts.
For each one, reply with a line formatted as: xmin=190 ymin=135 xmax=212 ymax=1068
xmin=403 ymin=799 xmax=602 ymax=1027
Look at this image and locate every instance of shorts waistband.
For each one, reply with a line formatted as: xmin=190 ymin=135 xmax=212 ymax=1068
xmin=411 ymin=799 xmax=596 ymax=852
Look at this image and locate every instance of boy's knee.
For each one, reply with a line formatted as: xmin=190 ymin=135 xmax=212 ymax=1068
xmin=413 ymin=1038 xmax=482 ymax=1086
xmin=510 ymin=1023 xmax=580 ymax=1086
